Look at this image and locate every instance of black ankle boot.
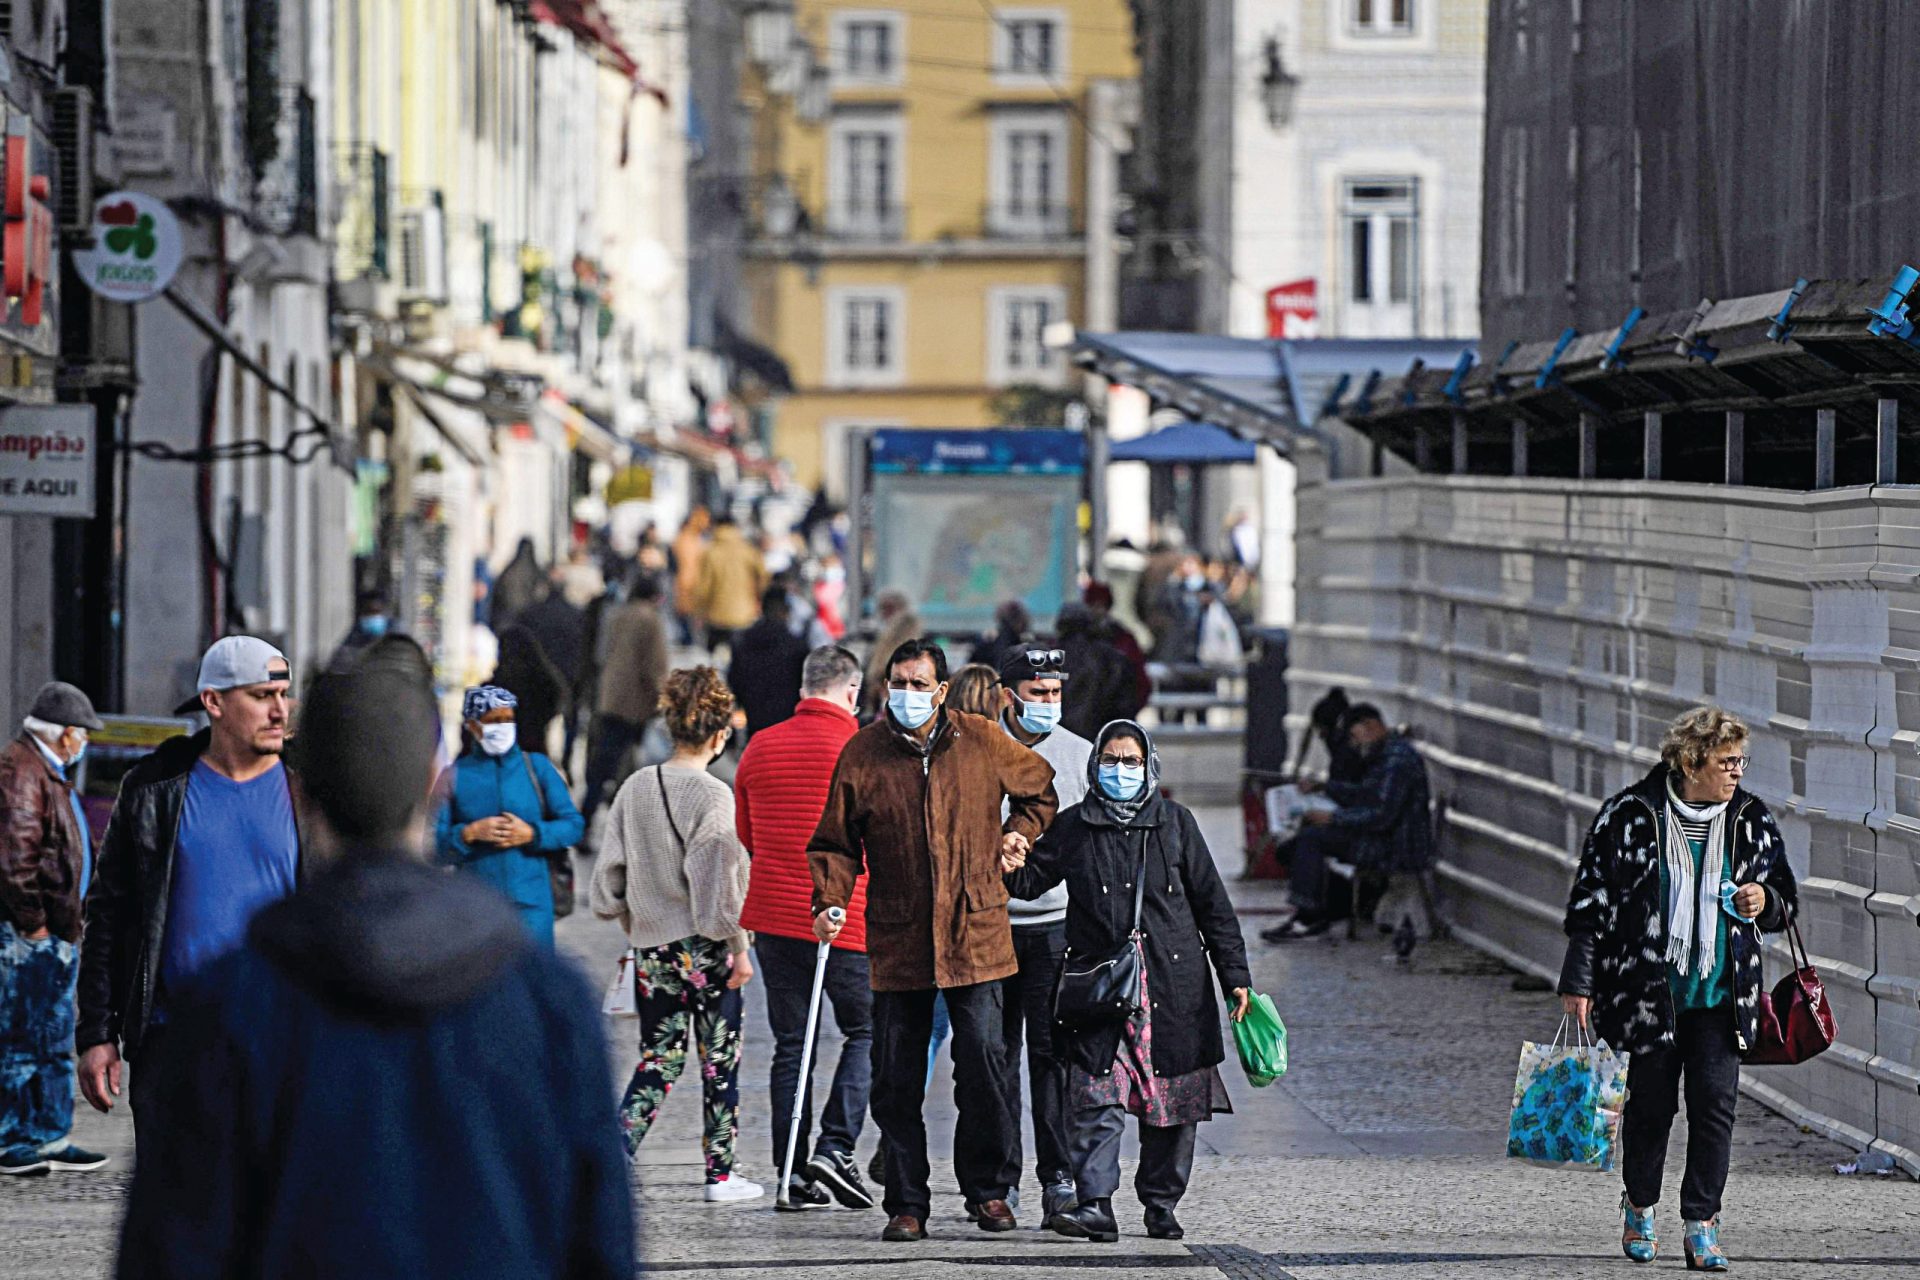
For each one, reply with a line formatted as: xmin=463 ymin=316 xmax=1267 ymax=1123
xmin=1144 ymin=1206 xmax=1184 ymax=1240
xmin=1050 ymin=1196 xmax=1118 ymax=1243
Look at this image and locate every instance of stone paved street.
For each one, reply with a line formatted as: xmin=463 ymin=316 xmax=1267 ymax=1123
xmin=4 ymin=807 xmax=1916 ymax=1278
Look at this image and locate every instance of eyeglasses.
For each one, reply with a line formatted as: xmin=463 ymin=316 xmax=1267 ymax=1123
xmin=1020 ymin=649 xmax=1067 ymax=670
xmin=1097 ymin=753 xmax=1145 ymax=768
xmin=1713 ymin=755 xmax=1750 ymax=773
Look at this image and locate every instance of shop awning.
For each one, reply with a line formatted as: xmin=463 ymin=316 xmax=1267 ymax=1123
xmin=538 ymin=392 xmax=631 ymax=464
xmin=1110 ymin=421 xmax=1258 ymax=465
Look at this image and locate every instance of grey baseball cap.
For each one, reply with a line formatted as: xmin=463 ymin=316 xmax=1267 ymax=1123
xmin=173 ymin=636 xmax=291 ymax=715
xmin=27 ymin=681 xmax=104 ymax=731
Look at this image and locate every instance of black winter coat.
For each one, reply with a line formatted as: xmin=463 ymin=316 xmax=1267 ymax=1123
xmin=728 ymin=617 xmax=811 ymax=738
xmin=1559 ymin=763 xmax=1797 ymax=1057
xmin=78 ymin=731 xmax=306 ymax=1061
xmin=1005 ymin=792 xmax=1251 ymax=1079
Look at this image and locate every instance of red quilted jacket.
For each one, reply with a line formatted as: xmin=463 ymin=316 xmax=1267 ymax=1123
xmin=736 ymin=699 xmax=867 ymax=950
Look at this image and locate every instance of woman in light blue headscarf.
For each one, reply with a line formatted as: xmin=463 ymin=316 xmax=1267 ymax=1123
xmin=433 ymin=685 xmax=584 ymax=945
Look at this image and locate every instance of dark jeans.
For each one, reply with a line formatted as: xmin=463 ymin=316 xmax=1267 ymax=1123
xmin=1071 ymin=1101 xmax=1197 ymax=1212
xmin=1289 ymin=824 xmax=1354 ymax=918
xmin=757 ymin=934 xmax=872 ymax=1175
xmin=871 ymin=982 xmax=1016 ymax=1222
xmin=129 ymin=1021 xmax=180 ymax=1155
xmin=958 ymin=922 xmax=1070 ymax=1191
xmin=1622 ymin=1004 xmax=1740 ymax=1221
xmin=582 ymin=714 xmax=644 ymax=824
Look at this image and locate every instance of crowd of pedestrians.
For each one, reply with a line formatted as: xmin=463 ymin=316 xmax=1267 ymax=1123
xmin=0 ymin=489 xmax=1810 ymax=1275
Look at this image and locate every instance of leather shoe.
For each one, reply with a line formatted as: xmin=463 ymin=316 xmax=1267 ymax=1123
xmin=1144 ymin=1206 xmax=1184 ymax=1240
xmin=881 ymin=1215 xmax=927 ymax=1242
xmin=1050 ymin=1196 xmax=1118 ymax=1243
xmin=974 ymin=1198 xmax=1017 ymax=1232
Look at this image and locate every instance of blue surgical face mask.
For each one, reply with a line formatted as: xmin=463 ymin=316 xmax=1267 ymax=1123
xmin=888 ymin=688 xmax=938 ymax=730
xmin=1015 ymin=698 xmax=1061 ymax=736
xmin=1098 ymin=762 xmax=1146 ymax=801
xmin=1184 ymin=573 xmax=1206 ymax=591
xmin=479 ymin=723 xmax=518 ymax=756
xmin=66 ymin=734 xmax=87 ymax=770
xmin=361 ymin=615 xmax=390 ymax=637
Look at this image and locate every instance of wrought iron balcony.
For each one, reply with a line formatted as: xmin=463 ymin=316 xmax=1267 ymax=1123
xmin=254 ymin=86 xmax=319 ymax=238
xmin=983 ymin=201 xmax=1080 ymax=239
xmin=823 ymin=201 xmax=905 ymax=241
xmin=333 ymin=144 xmax=392 ymax=281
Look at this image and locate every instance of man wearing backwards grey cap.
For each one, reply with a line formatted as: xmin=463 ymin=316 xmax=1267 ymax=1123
xmin=0 ymin=682 xmax=110 ymax=1175
xmin=76 ymin=637 xmax=302 ymax=1143
xmin=954 ymin=647 xmax=1092 ymax=1227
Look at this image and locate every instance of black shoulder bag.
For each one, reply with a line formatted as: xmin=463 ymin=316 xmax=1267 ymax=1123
xmin=1052 ymin=831 xmax=1148 ymax=1029
xmin=519 ymin=752 xmax=577 ymax=919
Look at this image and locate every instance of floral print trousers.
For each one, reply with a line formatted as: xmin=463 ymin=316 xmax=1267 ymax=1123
xmin=619 ymin=935 xmax=744 ymax=1184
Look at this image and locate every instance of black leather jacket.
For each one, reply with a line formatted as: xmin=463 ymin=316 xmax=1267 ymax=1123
xmin=77 ymin=731 xmax=305 ymax=1060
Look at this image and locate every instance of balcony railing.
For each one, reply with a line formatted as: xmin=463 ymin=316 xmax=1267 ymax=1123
xmin=254 ymin=86 xmax=319 ymax=238
xmin=983 ymin=201 xmax=1080 ymax=239
xmin=333 ymin=144 xmax=393 ymax=281
xmin=823 ymin=201 xmax=906 ymax=241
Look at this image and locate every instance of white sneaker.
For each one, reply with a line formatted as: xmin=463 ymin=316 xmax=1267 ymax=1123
xmin=704 ymin=1176 xmax=765 ymax=1203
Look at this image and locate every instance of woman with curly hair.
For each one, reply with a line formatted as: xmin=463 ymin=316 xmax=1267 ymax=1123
xmin=590 ymin=667 xmax=760 ymax=1201
xmin=1559 ymin=706 xmax=1798 ymax=1271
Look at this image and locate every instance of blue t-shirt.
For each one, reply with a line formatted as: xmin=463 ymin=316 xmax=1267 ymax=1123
xmin=158 ymin=760 xmax=299 ymax=1001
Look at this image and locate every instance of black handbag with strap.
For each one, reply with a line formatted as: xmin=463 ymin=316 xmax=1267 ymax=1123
xmin=519 ymin=752 xmax=576 ymax=919
xmin=1052 ymin=830 xmax=1148 ymax=1029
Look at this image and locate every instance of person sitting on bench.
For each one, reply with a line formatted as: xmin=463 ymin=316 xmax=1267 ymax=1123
xmin=1265 ymin=705 xmax=1431 ymax=941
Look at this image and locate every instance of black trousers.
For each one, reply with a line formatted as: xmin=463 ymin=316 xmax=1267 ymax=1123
xmin=1622 ymin=1004 xmax=1740 ymax=1221
xmin=1071 ymin=1101 xmax=1197 ymax=1212
xmin=956 ymin=923 xmax=1071 ymax=1191
xmin=757 ymin=934 xmax=872 ymax=1174
xmin=1288 ymin=825 xmax=1353 ymax=918
xmin=871 ymin=982 xmax=1016 ymax=1222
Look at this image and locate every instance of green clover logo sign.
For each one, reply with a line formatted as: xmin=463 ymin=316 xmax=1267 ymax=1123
xmin=105 ymin=214 xmax=158 ymax=260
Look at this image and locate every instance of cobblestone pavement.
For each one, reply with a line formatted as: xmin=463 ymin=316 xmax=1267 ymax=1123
xmin=5 ymin=806 xmax=1917 ymax=1278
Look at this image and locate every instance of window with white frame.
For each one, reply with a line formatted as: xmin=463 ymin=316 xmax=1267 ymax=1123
xmin=993 ymin=8 xmax=1067 ymax=83
xmin=989 ymin=287 xmax=1068 ymax=386
xmin=1348 ymin=0 xmax=1416 ymax=36
xmin=827 ymin=114 xmax=904 ymax=236
xmin=1341 ymin=177 xmax=1419 ymax=336
xmin=827 ymin=288 xmax=905 ymax=386
xmin=989 ymin=110 xmax=1069 ymax=235
xmin=832 ymin=10 xmax=903 ymax=85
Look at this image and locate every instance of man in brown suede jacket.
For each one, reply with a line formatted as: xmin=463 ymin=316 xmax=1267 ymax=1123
xmin=809 ymin=638 xmax=1056 ymax=1242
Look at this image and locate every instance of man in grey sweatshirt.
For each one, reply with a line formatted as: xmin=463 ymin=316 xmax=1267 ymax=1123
xmin=954 ymin=646 xmax=1094 ymax=1228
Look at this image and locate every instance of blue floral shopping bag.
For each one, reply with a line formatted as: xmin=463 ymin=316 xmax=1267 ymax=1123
xmin=1505 ymin=1018 xmax=1631 ymax=1171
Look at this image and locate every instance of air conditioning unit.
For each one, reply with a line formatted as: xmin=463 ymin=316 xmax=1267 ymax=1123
xmin=51 ymin=88 xmax=95 ymax=235
xmin=395 ymin=199 xmax=447 ymax=303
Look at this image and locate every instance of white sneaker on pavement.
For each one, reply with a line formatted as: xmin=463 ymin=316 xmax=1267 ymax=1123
xmin=704 ymin=1176 xmax=765 ymax=1203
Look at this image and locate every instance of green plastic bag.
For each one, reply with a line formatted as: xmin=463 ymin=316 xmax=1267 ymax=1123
xmin=1232 ymin=991 xmax=1288 ymax=1086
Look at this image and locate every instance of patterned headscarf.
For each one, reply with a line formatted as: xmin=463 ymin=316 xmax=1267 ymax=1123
xmin=1086 ymin=719 xmax=1160 ymax=825
xmin=462 ymin=684 xmax=518 ymax=723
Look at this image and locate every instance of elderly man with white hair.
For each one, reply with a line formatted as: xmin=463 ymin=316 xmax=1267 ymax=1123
xmin=0 ymin=681 xmax=108 ymax=1175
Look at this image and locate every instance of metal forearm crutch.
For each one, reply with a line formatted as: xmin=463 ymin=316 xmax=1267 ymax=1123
xmin=778 ymin=906 xmax=844 ymax=1206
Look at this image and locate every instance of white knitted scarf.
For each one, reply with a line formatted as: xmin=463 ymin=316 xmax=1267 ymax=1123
xmin=1663 ymin=780 xmax=1728 ymax=981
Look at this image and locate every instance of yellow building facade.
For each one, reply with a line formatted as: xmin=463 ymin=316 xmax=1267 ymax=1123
xmin=743 ymin=0 xmax=1137 ymax=493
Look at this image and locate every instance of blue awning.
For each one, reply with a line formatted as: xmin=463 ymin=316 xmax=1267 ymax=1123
xmin=1109 ymin=421 xmax=1257 ymax=464
xmin=1068 ymin=331 xmax=1476 ymax=455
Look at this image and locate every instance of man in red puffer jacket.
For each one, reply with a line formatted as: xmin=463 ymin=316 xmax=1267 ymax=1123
xmin=736 ymin=644 xmax=874 ymax=1213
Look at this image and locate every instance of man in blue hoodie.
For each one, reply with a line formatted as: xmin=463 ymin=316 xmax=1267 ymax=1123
xmin=115 ymin=648 xmax=634 ymax=1278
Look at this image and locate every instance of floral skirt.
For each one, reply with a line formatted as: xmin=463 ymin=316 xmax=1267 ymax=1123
xmin=1070 ymin=953 xmax=1232 ymax=1128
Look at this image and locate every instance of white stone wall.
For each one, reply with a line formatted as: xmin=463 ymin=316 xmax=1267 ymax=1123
xmin=1291 ymin=462 xmax=1920 ymax=1174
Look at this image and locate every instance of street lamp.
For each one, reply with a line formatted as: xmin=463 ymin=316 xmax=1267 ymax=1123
xmin=1260 ymin=36 xmax=1301 ymax=129
xmin=744 ymin=0 xmax=796 ymax=68
xmin=796 ymin=55 xmax=831 ymax=122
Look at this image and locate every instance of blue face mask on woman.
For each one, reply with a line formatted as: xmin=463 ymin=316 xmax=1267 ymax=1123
xmin=1098 ymin=762 xmax=1146 ymax=800
xmin=888 ymin=688 xmax=938 ymax=730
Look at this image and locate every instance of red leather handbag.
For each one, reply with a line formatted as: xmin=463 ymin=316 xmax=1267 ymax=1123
xmin=1745 ymin=917 xmax=1836 ymax=1066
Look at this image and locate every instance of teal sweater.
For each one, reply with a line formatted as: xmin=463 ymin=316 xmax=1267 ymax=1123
xmin=1656 ymin=812 xmax=1731 ymax=1011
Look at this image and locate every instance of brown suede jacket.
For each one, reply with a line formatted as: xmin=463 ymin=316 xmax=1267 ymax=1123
xmin=809 ymin=709 xmax=1057 ymax=992
xmin=0 ymin=734 xmax=87 ymax=942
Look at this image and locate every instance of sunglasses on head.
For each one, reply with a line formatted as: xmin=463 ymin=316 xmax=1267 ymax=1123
xmin=1020 ymin=649 xmax=1066 ymax=670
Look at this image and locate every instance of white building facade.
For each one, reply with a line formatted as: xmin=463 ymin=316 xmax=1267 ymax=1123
xmin=1227 ymin=0 xmax=1485 ymax=622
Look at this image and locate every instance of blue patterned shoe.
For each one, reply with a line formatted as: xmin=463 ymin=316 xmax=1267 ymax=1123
xmin=1684 ymin=1218 xmax=1729 ymax=1271
xmin=1620 ymin=1194 xmax=1657 ymax=1263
